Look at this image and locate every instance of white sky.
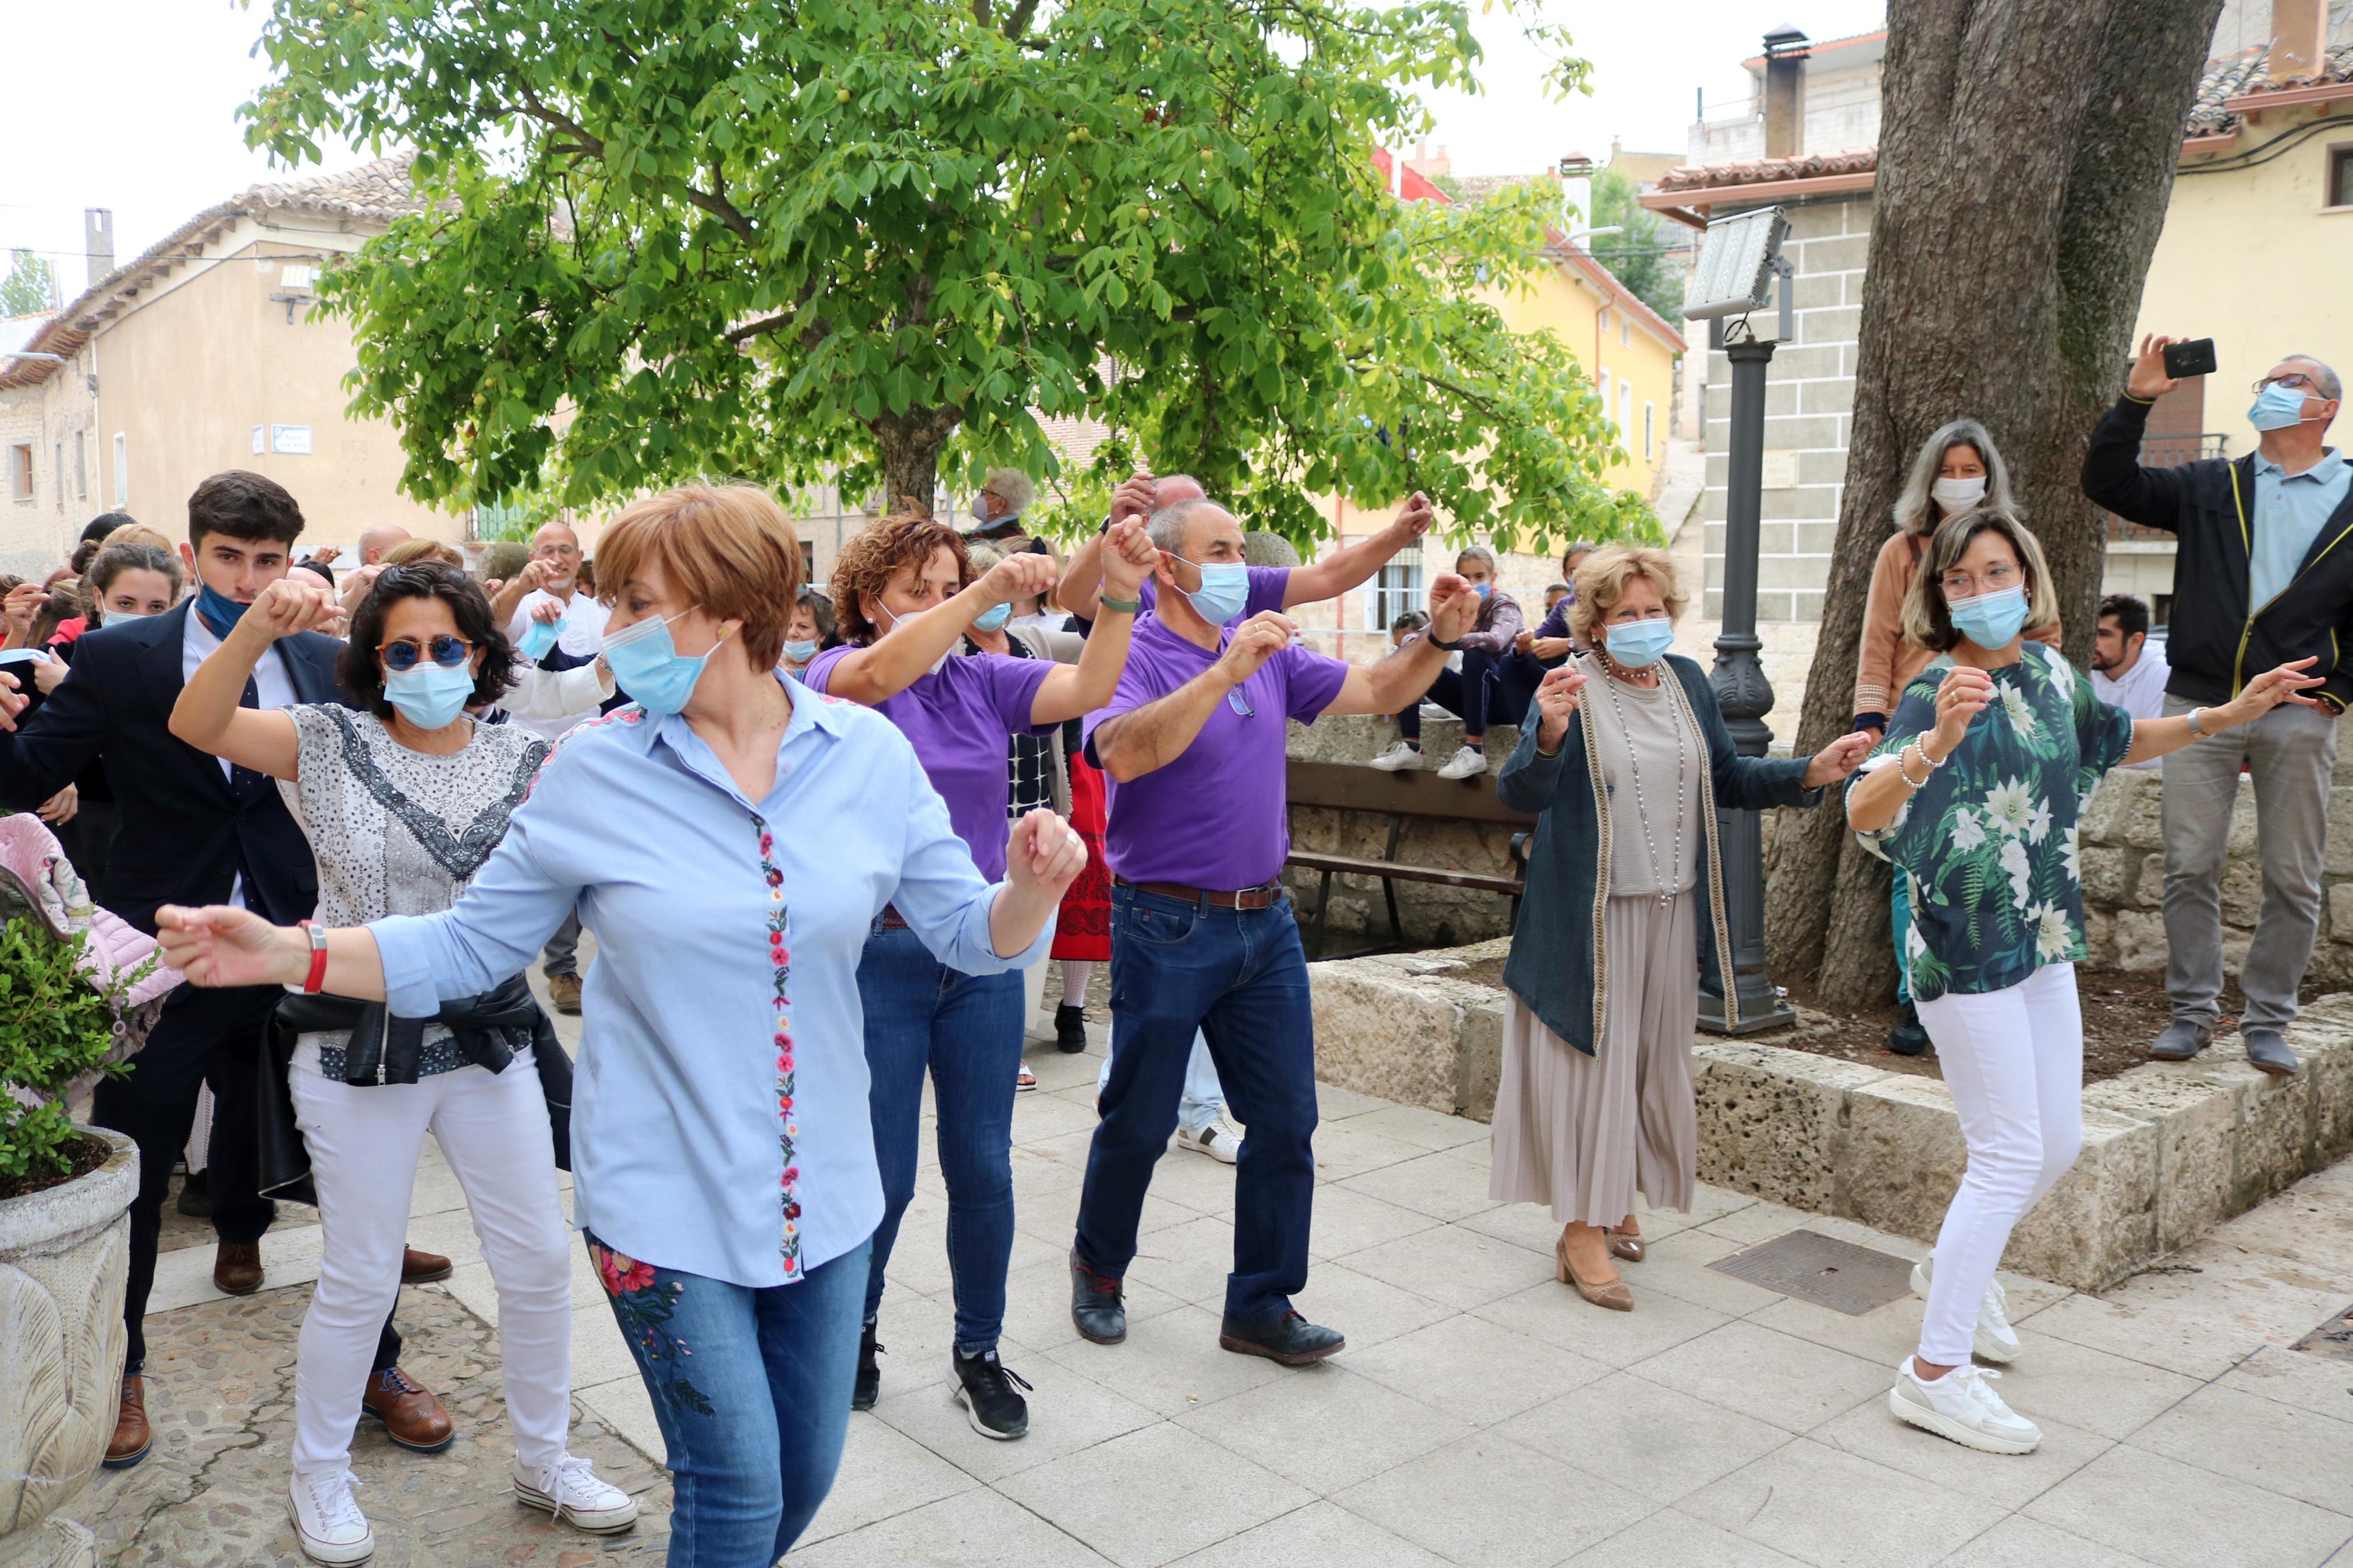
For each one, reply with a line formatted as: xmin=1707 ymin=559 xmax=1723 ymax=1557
xmin=2 ymin=2 xmax=1887 ymax=298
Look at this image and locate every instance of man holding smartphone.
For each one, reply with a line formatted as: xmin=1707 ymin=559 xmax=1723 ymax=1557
xmin=2082 ymin=338 xmax=2351 ymax=1076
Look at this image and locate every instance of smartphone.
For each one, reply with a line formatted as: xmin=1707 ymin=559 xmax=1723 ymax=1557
xmin=2162 ymin=338 xmax=2217 ymax=379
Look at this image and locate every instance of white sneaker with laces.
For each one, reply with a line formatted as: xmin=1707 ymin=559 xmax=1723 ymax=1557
xmin=515 ymin=1455 xmax=640 ymax=1534
xmin=1889 ymin=1358 xmax=2040 ymax=1454
xmin=1369 ymin=741 xmax=1423 ymax=771
xmin=1174 ymin=1108 xmax=1244 ymax=1164
xmin=288 ymin=1470 xmax=374 ymax=1565
xmin=1435 ymin=745 xmax=1489 ymax=780
xmin=1910 ymin=1257 xmax=2021 ymax=1363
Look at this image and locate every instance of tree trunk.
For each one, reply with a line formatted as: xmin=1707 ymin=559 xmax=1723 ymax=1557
xmin=1765 ymin=0 xmax=2222 ymax=1009
xmin=873 ymin=407 xmax=963 ymax=515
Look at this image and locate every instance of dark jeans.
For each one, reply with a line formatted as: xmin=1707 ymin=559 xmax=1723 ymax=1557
xmin=541 ymin=908 xmax=582 ymax=980
xmin=591 ymin=1231 xmax=869 ymax=1566
xmin=1398 ymin=647 xmax=1543 ymax=742
xmin=856 ymin=923 xmax=1025 ymax=1352
xmin=1076 ymin=886 xmax=1319 ymax=1322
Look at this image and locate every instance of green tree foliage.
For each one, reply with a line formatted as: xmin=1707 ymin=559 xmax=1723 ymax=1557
xmin=0 ymin=249 xmax=59 ymax=317
xmin=244 ymin=0 xmax=1658 ymax=550
xmin=1586 ymin=166 xmax=1681 ymax=325
xmin=0 ymin=920 xmax=133 ymax=1181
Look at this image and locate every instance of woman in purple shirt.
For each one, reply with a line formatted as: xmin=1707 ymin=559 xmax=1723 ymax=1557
xmin=803 ymin=508 xmax=1156 ymax=1439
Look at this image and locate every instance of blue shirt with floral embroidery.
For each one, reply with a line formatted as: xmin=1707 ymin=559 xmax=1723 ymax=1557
xmin=371 ymin=677 xmax=1050 ymax=1289
xmin=1848 ymin=642 xmax=2134 ymax=1001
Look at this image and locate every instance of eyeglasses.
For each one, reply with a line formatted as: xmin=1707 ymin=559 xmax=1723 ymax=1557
xmin=1938 ymin=563 xmax=2021 ymax=599
xmin=1226 ymin=688 xmax=1255 ymax=718
xmin=2253 ymin=373 xmax=2318 ymax=394
xmin=379 ymin=634 xmax=474 ymax=672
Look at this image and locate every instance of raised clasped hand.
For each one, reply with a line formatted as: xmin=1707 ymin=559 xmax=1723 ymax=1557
xmin=1101 ymin=518 xmax=1157 ymax=596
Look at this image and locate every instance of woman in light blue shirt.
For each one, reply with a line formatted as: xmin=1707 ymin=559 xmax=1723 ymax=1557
xmin=155 ymin=486 xmax=1087 ymax=1568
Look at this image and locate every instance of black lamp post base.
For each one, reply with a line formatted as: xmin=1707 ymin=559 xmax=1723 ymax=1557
xmin=1696 ymin=986 xmax=1797 ymax=1036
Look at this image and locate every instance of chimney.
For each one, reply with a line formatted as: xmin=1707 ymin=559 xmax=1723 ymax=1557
xmin=1762 ymin=24 xmax=1809 ymax=159
xmin=2270 ymin=0 xmax=2327 ymax=81
xmin=84 ymin=209 xmax=113 ymax=289
xmin=1557 ymin=154 xmax=1596 ymax=233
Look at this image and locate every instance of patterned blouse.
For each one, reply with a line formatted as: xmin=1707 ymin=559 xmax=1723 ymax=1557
xmin=1849 ymin=643 xmax=2134 ymax=1001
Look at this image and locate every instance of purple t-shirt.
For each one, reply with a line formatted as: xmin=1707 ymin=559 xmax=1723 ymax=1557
xmin=803 ymin=645 xmax=1054 ymax=881
xmin=1135 ymin=564 xmax=1290 ymax=619
xmin=1083 ymin=611 xmax=1349 ymax=890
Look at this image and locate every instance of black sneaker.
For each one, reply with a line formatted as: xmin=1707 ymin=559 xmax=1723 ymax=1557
xmin=852 ymin=1322 xmax=883 ymax=1411
xmin=1069 ymin=1248 xmax=1127 ymax=1344
xmin=1884 ymin=1001 xmax=1931 ymax=1057
xmin=176 ymin=1168 xmax=212 ymax=1219
xmin=949 ymin=1348 xmax=1032 ymax=1439
xmin=1218 ymin=1310 xmax=1345 ymax=1366
xmin=1055 ymin=1002 xmax=1088 ymax=1054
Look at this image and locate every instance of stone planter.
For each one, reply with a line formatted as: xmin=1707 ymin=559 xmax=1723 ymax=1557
xmin=0 ymin=1127 xmax=137 ymax=1568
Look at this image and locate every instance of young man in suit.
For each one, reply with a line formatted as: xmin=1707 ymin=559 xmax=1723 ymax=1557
xmin=0 ymin=472 xmax=452 ymax=1469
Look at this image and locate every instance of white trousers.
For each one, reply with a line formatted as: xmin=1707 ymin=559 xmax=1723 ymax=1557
xmin=289 ymin=1055 xmax=574 ymax=1475
xmin=1913 ymin=963 xmax=2084 ymax=1366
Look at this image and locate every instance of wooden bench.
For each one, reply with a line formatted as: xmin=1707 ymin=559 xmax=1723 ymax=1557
xmin=1284 ymin=758 xmax=1538 ymax=958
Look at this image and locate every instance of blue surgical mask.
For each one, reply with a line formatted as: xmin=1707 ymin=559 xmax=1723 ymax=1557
xmin=382 ymin=660 xmax=476 ymax=729
xmin=1949 ymin=583 xmax=2029 ymax=649
xmin=1181 ymin=561 xmax=1251 ymax=625
xmin=878 ymin=602 xmax=950 ymax=678
xmin=782 ymin=638 xmax=819 ymax=666
xmin=972 ymin=602 xmax=1014 ymax=634
xmin=1603 ymin=618 xmax=1675 ymax=669
xmin=602 ymin=611 xmax=725 ymax=716
xmin=517 ymin=616 xmax=562 ymax=660
xmin=1472 ymin=582 xmax=1493 ymax=600
xmin=2248 ymin=381 xmax=2316 ymax=432
xmin=195 ymin=582 xmax=251 ymax=639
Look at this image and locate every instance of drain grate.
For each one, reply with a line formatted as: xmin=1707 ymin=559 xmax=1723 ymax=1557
xmin=2292 ymin=1303 xmax=2353 ymax=1362
xmin=1708 ymin=1229 xmax=1917 ymax=1316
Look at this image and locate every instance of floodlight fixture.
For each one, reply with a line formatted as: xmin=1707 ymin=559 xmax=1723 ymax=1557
xmin=1681 ymin=206 xmax=1790 ymax=322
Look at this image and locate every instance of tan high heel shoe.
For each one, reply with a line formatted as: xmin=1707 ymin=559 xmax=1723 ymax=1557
xmin=1556 ymin=1222 xmax=1634 ymax=1311
xmin=1607 ymin=1215 xmax=1645 ymax=1264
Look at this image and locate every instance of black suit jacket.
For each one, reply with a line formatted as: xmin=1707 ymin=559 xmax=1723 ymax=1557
xmin=0 ymin=600 xmax=350 ymax=933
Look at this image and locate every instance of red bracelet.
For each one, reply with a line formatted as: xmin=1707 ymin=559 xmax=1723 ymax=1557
xmin=298 ymin=920 xmax=329 ymax=995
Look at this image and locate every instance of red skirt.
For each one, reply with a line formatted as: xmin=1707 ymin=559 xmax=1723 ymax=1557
xmin=1053 ymin=751 xmax=1113 ymax=961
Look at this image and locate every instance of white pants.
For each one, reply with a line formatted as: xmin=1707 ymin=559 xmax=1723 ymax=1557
xmin=289 ymin=1054 xmax=573 ymax=1475
xmin=1913 ymin=963 xmax=2084 ymax=1366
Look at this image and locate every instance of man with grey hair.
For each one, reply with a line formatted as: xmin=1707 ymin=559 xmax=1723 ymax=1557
xmin=2084 ymin=339 xmax=2352 ymax=1076
xmin=964 ymin=467 xmax=1037 ymax=542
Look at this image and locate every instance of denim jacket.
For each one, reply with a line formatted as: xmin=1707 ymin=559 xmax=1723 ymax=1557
xmin=1496 ymin=653 xmax=1821 ymax=1055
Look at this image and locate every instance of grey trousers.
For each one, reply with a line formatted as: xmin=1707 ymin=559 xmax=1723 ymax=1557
xmin=2159 ymin=695 xmax=2338 ymax=1030
xmin=542 ymin=909 xmax=582 ymax=980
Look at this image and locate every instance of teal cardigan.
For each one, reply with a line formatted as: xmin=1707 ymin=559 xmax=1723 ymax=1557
xmin=1496 ymin=653 xmax=1822 ymax=1055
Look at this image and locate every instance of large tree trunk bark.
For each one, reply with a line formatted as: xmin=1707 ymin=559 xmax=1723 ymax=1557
xmin=874 ymin=407 xmax=962 ymax=515
xmin=1766 ymin=0 xmax=2221 ymax=1009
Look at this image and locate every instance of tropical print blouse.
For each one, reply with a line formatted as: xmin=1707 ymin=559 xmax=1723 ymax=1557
xmin=1850 ymin=643 xmax=2134 ymax=1001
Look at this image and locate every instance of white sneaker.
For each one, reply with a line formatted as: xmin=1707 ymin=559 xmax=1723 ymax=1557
xmin=1889 ymin=1358 xmax=2040 ymax=1454
xmin=1435 ymin=745 xmax=1489 ymax=780
xmin=1418 ymin=702 xmax=1451 ymax=721
xmin=1174 ymin=1109 xmax=1244 ymax=1164
xmin=288 ymin=1470 xmax=374 ymax=1565
xmin=1369 ymin=741 xmax=1423 ymax=771
xmin=516 ymin=1455 xmax=640 ymax=1534
xmin=1910 ymin=1257 xmax=2021 ymax=1363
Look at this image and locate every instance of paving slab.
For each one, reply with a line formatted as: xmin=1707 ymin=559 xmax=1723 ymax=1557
xmin=2022 ymin=1443 xmax=2353 ymax=1568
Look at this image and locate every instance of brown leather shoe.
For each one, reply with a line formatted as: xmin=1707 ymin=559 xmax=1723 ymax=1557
xmin=102 ymin=1373 xmax=151 ymax=1469
xmin=360 ymin=1366 xmax=454 ymax=1452
xmin=401 ymin=1245 xmax=453 ymax=1284
xmin=548 ymin=972 xmax=583 ymax=1015
xmin=214 ymin=1239 xmax=265 ymax=1296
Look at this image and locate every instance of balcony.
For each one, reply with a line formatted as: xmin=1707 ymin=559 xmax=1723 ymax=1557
xmin=2104 ymin=433 xmax=2226 ymax=542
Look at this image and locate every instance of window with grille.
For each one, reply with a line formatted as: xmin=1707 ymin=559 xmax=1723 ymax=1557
xmin=2331 ymin=147 xmax=2353 ymax=209
xmin=1372 ymin=549 xmax=1425 ymax=632
xmin=9 ymin=445 xmax=30 ymax=500
xmin=1644 ymin=401 xmax=1656 ymax=461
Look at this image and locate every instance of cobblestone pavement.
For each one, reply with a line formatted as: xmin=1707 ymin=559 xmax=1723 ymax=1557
xmin=63 ymin=961 xmax=2353 ymax=1566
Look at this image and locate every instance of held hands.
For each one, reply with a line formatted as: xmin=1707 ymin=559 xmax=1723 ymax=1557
xmin=155 ymin=905 xmax=306 ymax=989
xmin=240 ymin=575 xmax=347 ymax=644
xmin=1426 ymin=571 xmax=1478 ymax=641
xmin=1531 ymin=664 xmax=1587 ymax=751
xmin=1100 ymin=517 xmax=1156 ymax=598
xmin=306 ymin=545 xmax=343 ymax=568
xmin=1216 ymin=611 xmax=1296 ymax=688
xmin=2217 ymin=657 xmax=2325 ymax=726
xmin=1390 ymin=491 xmax=1435 ymax=541
xmin=339 ymin=563 xmax=386 ymax=616
xmin=2128 ymin=334 xmax=2183 ymax=402
xmin=1004 ymin=809 xmax=1089 ymax=900
xmin=1802 ymin=731 xmax=1875 ymax=789
xmin=975 ymin=550 xmax=1058 ymax=618
xmin=1108 ymin=471 xmax=1158 ymax=528
xmin=1927 ymin=665 xmax=1994 ymax=758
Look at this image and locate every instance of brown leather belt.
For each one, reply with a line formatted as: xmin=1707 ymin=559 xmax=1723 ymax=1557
xmin=1114 ymin=875 xmax=1284 ymax=911
xmin=878 ymin=904 xmax=910 ymax=930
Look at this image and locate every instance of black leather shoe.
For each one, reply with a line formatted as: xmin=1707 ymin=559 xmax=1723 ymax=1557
xmin=1069 ymin=1249 xmax=1126 ymax=1345
xmin=2244 ymin=1027 xmax=2299 ymax=1077
xmin=2150 ymin=1020 xmax=2213 ymax=1061
xmin=1218 ymin=1310 xmax=1346 ymax=1366
xmin=1055 ymin=1003 xmax=1088 ymax=1054
xmin=853 ymin=1322 xmax=883 ymax=1411
xmin=1884 ymin=1001 xmax=1931 ymax=1057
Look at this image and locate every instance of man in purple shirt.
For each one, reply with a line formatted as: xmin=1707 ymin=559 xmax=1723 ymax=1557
xmin=1069 ymin=497 xmax=1479 ymax=1365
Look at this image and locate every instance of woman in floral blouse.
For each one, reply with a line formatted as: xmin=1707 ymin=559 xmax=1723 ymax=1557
xmin=1848 ymin=507 xmax=2316 ymax=1460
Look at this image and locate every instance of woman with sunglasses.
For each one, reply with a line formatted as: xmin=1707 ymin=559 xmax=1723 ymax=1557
xmin=802 ymin=505 xmax=1156 ymax=1438
xmin=168 ymin=561 xmax=635 ymax=1564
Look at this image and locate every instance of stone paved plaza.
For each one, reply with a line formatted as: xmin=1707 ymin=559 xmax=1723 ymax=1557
xmin=56 ymin=976 xmax=2353 ymax=1567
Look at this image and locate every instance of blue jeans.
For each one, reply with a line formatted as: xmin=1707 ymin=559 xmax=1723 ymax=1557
xmin=590 ymin=1231 xmax=869 ymax=1567
xmin=1891 ymin=872 xmax=1913 ymax=1007
xmin=857 ymin=922 xmax=1024 ymax=1352
xmin=1398 ymin=646 xmax=1543 ymax=742
xmin=1096 ymin=1028 xmax=1225 ymax=1135
xmin=1076 ymin=886 xmax=1319 ymax=1322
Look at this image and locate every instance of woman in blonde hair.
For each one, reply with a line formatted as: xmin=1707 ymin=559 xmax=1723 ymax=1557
xmin=1491 ymin=546 xmax=1869 ymax=1311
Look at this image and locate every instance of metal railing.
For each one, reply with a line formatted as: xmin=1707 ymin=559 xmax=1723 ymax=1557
xmin=2105 ymin=433 xmax=2227 ymax=542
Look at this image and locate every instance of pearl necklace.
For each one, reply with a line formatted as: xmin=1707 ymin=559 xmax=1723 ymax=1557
xmin=1598 ymin=659 xmax=1687 ymax=905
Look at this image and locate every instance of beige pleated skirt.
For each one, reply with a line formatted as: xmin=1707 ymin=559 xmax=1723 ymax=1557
xmin=1489 ymin=890 xmax=1699 ymax=1227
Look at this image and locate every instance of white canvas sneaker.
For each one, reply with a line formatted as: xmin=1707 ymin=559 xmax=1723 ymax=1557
xmin=1911 ymin=1257 xmax=2021 ymax=1363
xmin=288 ymin=1470 xmax=374 ymax=1565
xmin=1369 ymin=741 xmax=1423 ymax=771
xmin=1175 ymin=1108 xmax=1245 ymax=1164
xmin=1889 ymin=1358 xmax=2040 ymax=1454
xmin=1435 ymin=745 xmax=1489 ymax=780
xmin=516 ymin=1455 xmax=640 ymax=1534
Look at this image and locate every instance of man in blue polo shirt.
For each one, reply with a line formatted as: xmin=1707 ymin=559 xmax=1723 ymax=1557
xmin=1067 ymin=496 xmax=1478 ymax=1364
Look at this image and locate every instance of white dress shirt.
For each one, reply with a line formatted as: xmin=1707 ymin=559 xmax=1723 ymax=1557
xmin=504 ymin=589 xmax=612 ymax=740
xmin=182 ymin=607 xmax=297 ymax=906
xmin=2091 ymin=643 xmax=2170 ymax=769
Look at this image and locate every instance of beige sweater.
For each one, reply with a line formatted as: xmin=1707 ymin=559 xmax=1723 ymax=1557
xmin=1852 ymin=531 xmax=2063 ymax=726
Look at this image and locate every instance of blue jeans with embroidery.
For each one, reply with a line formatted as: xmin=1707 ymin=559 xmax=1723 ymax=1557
xmin=856 ymin=922 xmax=1025 ymax=1352
xmin=588 ymin=1231 xmax=869 ymax=1567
